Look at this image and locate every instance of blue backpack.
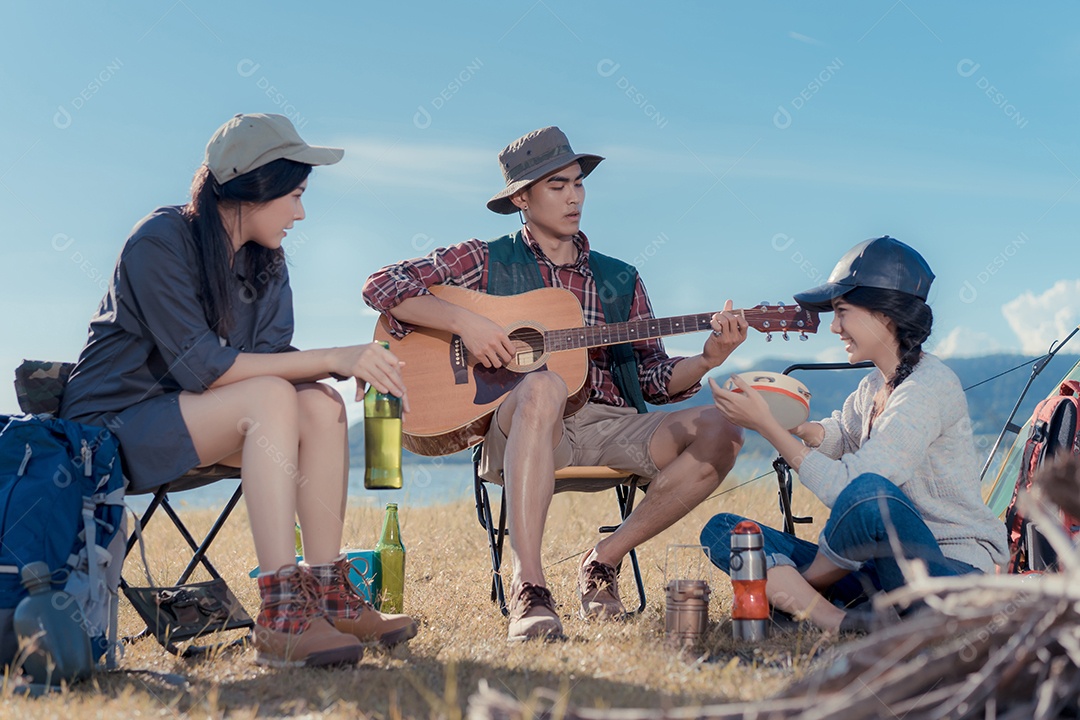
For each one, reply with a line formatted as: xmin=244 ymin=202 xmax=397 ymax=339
xmin=0 ymin=414 xmax=126 ymax=666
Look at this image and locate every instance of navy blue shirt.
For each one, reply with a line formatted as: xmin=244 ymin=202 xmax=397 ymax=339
xmin=61 ymin=206 xmax=295 ymax=491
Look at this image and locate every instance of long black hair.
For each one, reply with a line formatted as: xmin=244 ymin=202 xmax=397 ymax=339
xmin=842 ymin=286 xmax=933 ymax=390
xmin=183 ymin=158 xmax=312 ymax=335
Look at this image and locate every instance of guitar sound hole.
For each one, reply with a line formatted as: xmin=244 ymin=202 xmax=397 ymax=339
xmin=508 ymin=327 xmax=545 ymax=369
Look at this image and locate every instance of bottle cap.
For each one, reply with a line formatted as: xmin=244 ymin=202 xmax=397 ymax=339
xmin=20 ymin=561 xmax=53 ymax=590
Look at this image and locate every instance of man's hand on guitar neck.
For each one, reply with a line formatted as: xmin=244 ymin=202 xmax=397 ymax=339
xmin=703 ymin=300 xmax=749 ymax=369
xmin=666 ymin=300 xmax=748 ymax=395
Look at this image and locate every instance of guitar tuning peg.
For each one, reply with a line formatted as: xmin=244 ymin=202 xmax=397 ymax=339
xmin=765 ymin=332 xmax=773 ymax=342
xmin=777 ymin=301 xmax=785 ymax=309
xmin=759 ymin=300 xmax=769 ymax=309
xmin=799 ymin=332 xmax=809 ymax=341
xmin=782 ymin=330 xmax=789 ymax=341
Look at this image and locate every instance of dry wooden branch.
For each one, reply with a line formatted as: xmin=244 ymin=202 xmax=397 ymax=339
xmin=468 ymin=460 xmax=1080 ymax=720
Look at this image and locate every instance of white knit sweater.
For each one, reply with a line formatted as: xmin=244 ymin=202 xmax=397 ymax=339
xmin=798 ymin=354 xmax=1008 ymax=573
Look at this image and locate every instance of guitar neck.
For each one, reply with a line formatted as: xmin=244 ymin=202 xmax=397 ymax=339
xmin=545 ymin=313 xmax=715 ymax=352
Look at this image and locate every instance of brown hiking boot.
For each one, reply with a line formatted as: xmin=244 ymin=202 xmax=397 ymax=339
xmin=507 ymin=582 xmax=564 ymax=643
xmin=308 ymin=555 xmax=418 ymax=648
xmin=578 ymin=549 xmax=625 ymax=620
xmin=253 ymin=565 xmax=363 ymax=668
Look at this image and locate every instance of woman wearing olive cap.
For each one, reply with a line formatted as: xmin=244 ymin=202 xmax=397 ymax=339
xmin=61 ymin=113 xmax=416 ymax=667
xmin=701 ymin=237 xmax=1008 ymax=634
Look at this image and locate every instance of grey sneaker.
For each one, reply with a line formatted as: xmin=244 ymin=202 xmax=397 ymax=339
xmin=577 ymin=549 xmax=626 ymax=620
xmin=507 ymin=583 xmax=564 ymax=643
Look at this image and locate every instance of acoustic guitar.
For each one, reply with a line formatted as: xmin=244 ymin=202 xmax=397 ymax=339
xmin=373 ymin=285 xmax=819 ymax=456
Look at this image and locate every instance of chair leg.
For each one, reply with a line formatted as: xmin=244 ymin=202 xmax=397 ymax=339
xmin=169 ymin=484 xmax=244 ymax=584
xmin=120 ymin=483 xmax=253 ymax=657
xmin=492 ymin=490 xmax=509 ymax=616
xmin=477 ymin=480 xmax=510 ymax=615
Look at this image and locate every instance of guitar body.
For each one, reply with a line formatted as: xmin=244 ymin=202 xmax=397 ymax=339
xmin=374 ymin=285 xmax=590 ymax=456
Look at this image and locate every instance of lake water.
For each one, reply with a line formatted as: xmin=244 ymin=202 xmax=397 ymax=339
xmin=125 ymin=460 xmax=483 ymax=513
xmin=123 ymin=453 xmax=793 ymax=515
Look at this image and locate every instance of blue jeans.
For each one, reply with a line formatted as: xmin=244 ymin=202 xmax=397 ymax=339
xmin=700 ymin=473 xmax=978 ymax=605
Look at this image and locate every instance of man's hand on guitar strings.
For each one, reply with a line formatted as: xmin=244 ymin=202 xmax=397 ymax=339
xmin=455 ymin=311 xmax=518 ymax=369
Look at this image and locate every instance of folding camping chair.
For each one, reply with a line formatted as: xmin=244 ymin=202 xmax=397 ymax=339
xmin=473 ymin=447 xmax=648 ymax=616
xmin=13 ymin=360 xmax=253 ymax=657
xmin=771 ymin=361 xmax=874 ymax=536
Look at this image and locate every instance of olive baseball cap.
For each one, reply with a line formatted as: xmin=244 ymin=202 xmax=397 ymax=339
xmin=204 ymin=113 xmax=344 ymax=184
xmin=487 ymin=126 xmax=603 ymax=214
xmin=793 ymin=236 xmax=935 ymax=312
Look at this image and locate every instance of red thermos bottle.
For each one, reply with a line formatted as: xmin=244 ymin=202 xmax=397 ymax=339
xmin=730 ymin=520 xmax=768 ymax=641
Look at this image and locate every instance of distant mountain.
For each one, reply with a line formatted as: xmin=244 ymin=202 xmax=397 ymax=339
xmin=347 ymin=353 xmax=1080 ymax=470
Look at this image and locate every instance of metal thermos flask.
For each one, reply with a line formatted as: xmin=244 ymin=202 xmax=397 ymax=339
xmin=730 ymin=520 xmax=768 ymax=641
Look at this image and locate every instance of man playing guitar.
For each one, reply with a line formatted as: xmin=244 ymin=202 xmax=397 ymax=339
xmin=363 ymin=126 xmax=747 ymax=642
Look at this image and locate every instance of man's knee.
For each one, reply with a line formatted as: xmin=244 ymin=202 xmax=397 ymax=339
xmin=696 ymin=408 xmax=744 ymax=465
xmin=510 ymin=372 xmax=567 ymax=417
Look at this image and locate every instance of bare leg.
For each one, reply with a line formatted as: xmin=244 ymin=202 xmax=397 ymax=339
xmin=766 ymin=565 xmax=846 ymax=631
xmin=496 ymin=372 xmax=567 ymax=589
xmin=294 ymin=383 xmax=350 ymax=565
xmin=594 ymin=406 xmax=742 ymax=566
xmin=179 ymin=376 xmax=304 ymax=572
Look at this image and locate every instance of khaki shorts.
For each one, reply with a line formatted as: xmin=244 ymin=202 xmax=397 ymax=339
xmin=478 ymin=403 xmax=667 ymax=484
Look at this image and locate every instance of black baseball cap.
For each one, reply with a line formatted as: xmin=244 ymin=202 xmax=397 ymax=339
xmin=793 ymin=236 xmax=935 ymax=313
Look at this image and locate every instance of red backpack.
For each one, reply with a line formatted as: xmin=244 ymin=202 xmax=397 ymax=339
xmin=1004 ymin=380 xmax=1080 ymax=572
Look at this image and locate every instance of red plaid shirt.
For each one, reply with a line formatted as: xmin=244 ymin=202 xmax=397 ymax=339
xmin=363 ymin=228 xmax=698 ymax=407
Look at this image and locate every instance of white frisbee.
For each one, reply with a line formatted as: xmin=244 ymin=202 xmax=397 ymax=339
xmin=725 ymin=371 xmax=811 ymax=430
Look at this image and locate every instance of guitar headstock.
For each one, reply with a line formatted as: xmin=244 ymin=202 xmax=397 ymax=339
xmin=742 ymin=302 xmax=820 ymax=341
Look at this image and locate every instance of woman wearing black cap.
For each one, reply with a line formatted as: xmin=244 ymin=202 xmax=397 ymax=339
xmin=61 ymin=114 xmax=416 ymax=666
xmin=700 ymin=237 xmax=1008 ymax=633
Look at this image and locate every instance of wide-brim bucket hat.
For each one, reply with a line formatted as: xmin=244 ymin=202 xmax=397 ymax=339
xmin=793 ymin=236 xmax=935 ymax=312
xmin=205 ymin=113 xmax=344 ymax=184
xmin=487 ymin=126 xmax=603 ymax=214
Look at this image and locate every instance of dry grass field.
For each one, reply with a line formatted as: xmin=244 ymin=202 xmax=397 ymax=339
xmin=2 ymin=478 xmax=841 ymax=719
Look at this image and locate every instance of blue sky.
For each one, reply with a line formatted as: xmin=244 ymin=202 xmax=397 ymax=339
xmin=2 ymin=2 xmax=1079 ymax=419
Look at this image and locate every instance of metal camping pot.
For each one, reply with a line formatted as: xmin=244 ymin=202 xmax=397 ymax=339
xmin=665 ymin=578 xmax=711 ymax=645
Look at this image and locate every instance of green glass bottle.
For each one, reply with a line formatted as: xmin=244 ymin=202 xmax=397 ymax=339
xmin=374 ymin=502 xmax=405 ymax=612
xmin=364 ymin=341 xmax=404 ymax=490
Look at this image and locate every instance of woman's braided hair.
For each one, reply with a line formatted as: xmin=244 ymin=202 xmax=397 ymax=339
xmin=842 ymin=286 xmax=933 ymax=390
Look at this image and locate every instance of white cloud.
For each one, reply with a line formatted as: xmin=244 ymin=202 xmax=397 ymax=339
xmin=787 ymin=31 xmax=825 ymax=46
xmin=322 ymin=136 xmax=491 ymax=197
xmin=1002 ymin=280 xmax=1080 ymax=354
xmin=815 ymin=345 xmax=849 ymax=364
xmin=930 ymin=326 xmax=1004 ymax=358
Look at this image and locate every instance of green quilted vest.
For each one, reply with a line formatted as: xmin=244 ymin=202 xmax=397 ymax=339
xmin=484 ymin=231 xmax=647 ymax=414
